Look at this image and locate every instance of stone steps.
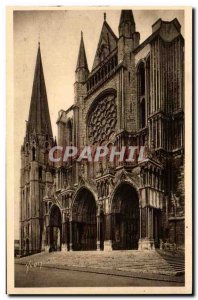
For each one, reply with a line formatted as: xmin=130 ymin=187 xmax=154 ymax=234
xmin=16 ymin=250 xmax=184 ymax=275
xmin=156 ymin=250 xmax=185 ymax=274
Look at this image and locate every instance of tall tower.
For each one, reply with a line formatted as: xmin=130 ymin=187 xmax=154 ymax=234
xmin=119 ymin=9 xmax=136 ymax=38
xmin=117 ymin=10 xmax=140 ymax=132
xmin=118 ymin=10 xmax=140 ymax=62
xmin=20 ymin=43 xmax=54 ymax=255
xmin=73 ymin=31 xmax=89 ymax=147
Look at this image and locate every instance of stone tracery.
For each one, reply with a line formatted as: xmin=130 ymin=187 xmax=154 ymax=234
xmin=88 ymin=94 xmax=117 ymax=144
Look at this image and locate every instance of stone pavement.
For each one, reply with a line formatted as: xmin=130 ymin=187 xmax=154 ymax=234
xmin=15 ymin=264 xmax=184 ymax=287
xmin=15 ymin=249 xmax=184 ymax=281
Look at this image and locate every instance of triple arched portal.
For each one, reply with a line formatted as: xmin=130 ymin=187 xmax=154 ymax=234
xmin=48 ymin=182 xmax=161 ymax=251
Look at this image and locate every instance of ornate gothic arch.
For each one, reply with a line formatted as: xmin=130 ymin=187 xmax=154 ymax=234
xmin=109 ymin=179 xmax=140 ymax=213
xmin=73 ymin=184 xmax=97 ymax=201
xmin=48 ymin=204 xmax=62 ymax=252
xmin=110 ymin=181 xmax=140 ymax=250
xmin=49 ymin=204 xmax=62 ymax=227
xmin=71 ymin=186 xmax=97 ymax=250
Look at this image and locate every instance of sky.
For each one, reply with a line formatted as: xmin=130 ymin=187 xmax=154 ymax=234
xmin=14 ymin=8 xmax=184 ymax=239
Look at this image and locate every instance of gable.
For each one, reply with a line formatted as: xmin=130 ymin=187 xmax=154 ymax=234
xmin=91 ymin=21 xmax=118 ymax=71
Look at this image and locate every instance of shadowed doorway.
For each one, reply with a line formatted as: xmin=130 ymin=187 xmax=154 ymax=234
xmin=49 ymin=205 xmax=62 ymax=252
xmin=111 ymin=183 xmax=139 ymax=250
xmin=72 ymin=188 xmax=97 ymax=251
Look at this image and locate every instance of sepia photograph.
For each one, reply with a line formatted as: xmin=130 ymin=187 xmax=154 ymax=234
xmin=6 ymin=6 xmax=192 ymax=295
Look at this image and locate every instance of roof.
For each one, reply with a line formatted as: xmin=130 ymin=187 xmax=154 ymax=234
xmin=91 ymin=20 xmax=118 ymax=71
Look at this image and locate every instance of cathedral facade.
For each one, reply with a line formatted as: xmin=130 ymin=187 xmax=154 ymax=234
xmin=20 ymin=10 xmax=184 ymax=255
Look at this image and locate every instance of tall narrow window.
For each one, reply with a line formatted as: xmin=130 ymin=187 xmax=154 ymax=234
xmin=66 ymin=119 xmax=72 ymax=146
xmin=130 ymin=102 xmax=133 ymax=113
xmin=139 ymin=63 xmax=145 ymax=96
xmin=32 ymin=147 xmax=36 ymax=161
xmin=140 ymin=98 xmax=146 ymax=128
xmin=146 ymin=56 xmax=151 ymax=115
xmin=39 ymin=166 xmax=42 ymax=180
xmin=138 ymin=62 xmax=146 ymax=129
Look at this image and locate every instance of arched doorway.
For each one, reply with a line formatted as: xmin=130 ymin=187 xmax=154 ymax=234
xmin=49 ymin=205 xmax=62 ymax=252
xmin=111 ymin=183 xmax=139 ymax=250
xmin=72 ymin=188 xmax=97 ymax=251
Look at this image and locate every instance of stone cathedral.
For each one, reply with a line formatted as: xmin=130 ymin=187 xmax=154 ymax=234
xmin=20 ymin=10 xmax=184 ymax=255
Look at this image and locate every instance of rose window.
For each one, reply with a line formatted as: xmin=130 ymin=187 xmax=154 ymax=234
xmin=88 ymin=94 xmax=117 ymax=144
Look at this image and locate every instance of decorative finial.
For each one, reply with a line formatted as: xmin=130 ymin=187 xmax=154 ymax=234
xmin=104 ymin=12 xmax=106 ymax=21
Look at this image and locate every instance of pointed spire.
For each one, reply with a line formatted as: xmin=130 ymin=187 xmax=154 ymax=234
xmin=119 ymin=10 xmax=135 ymax=26
xmin=75 ymin=31 xmax=88 ymax=71
xmin=119 ymin=10 xmax=136 ymax=37
xmin=27 ymin=44 xmax=53 ymax=137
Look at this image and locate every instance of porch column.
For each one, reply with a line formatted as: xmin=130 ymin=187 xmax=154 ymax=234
xmin=69 ymin=220 xmax=73 ymax=251
xmin=139 ymin=206 xmax=142 ymax=239
xmin=154 ymin=211 xmax=158 ymax=243
xmin=97 ymin=212 xmax=101 ymax=250
xmin=104 ymin=214 xmax=112 ymax=251
xmin=61 ymin=220 xmax=68 ymax=251
xmin=44 ymin=226 xmax=50 ymax=252
xmin=138 ymin=205 xmax=155 ymax=250
xmin=147 ymin=207 xmax=150 ymax=238
xmin=41 ymin=226 xmax=46 ymax=251
xmin=151 ymin=207 xmax=154 ymax=239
